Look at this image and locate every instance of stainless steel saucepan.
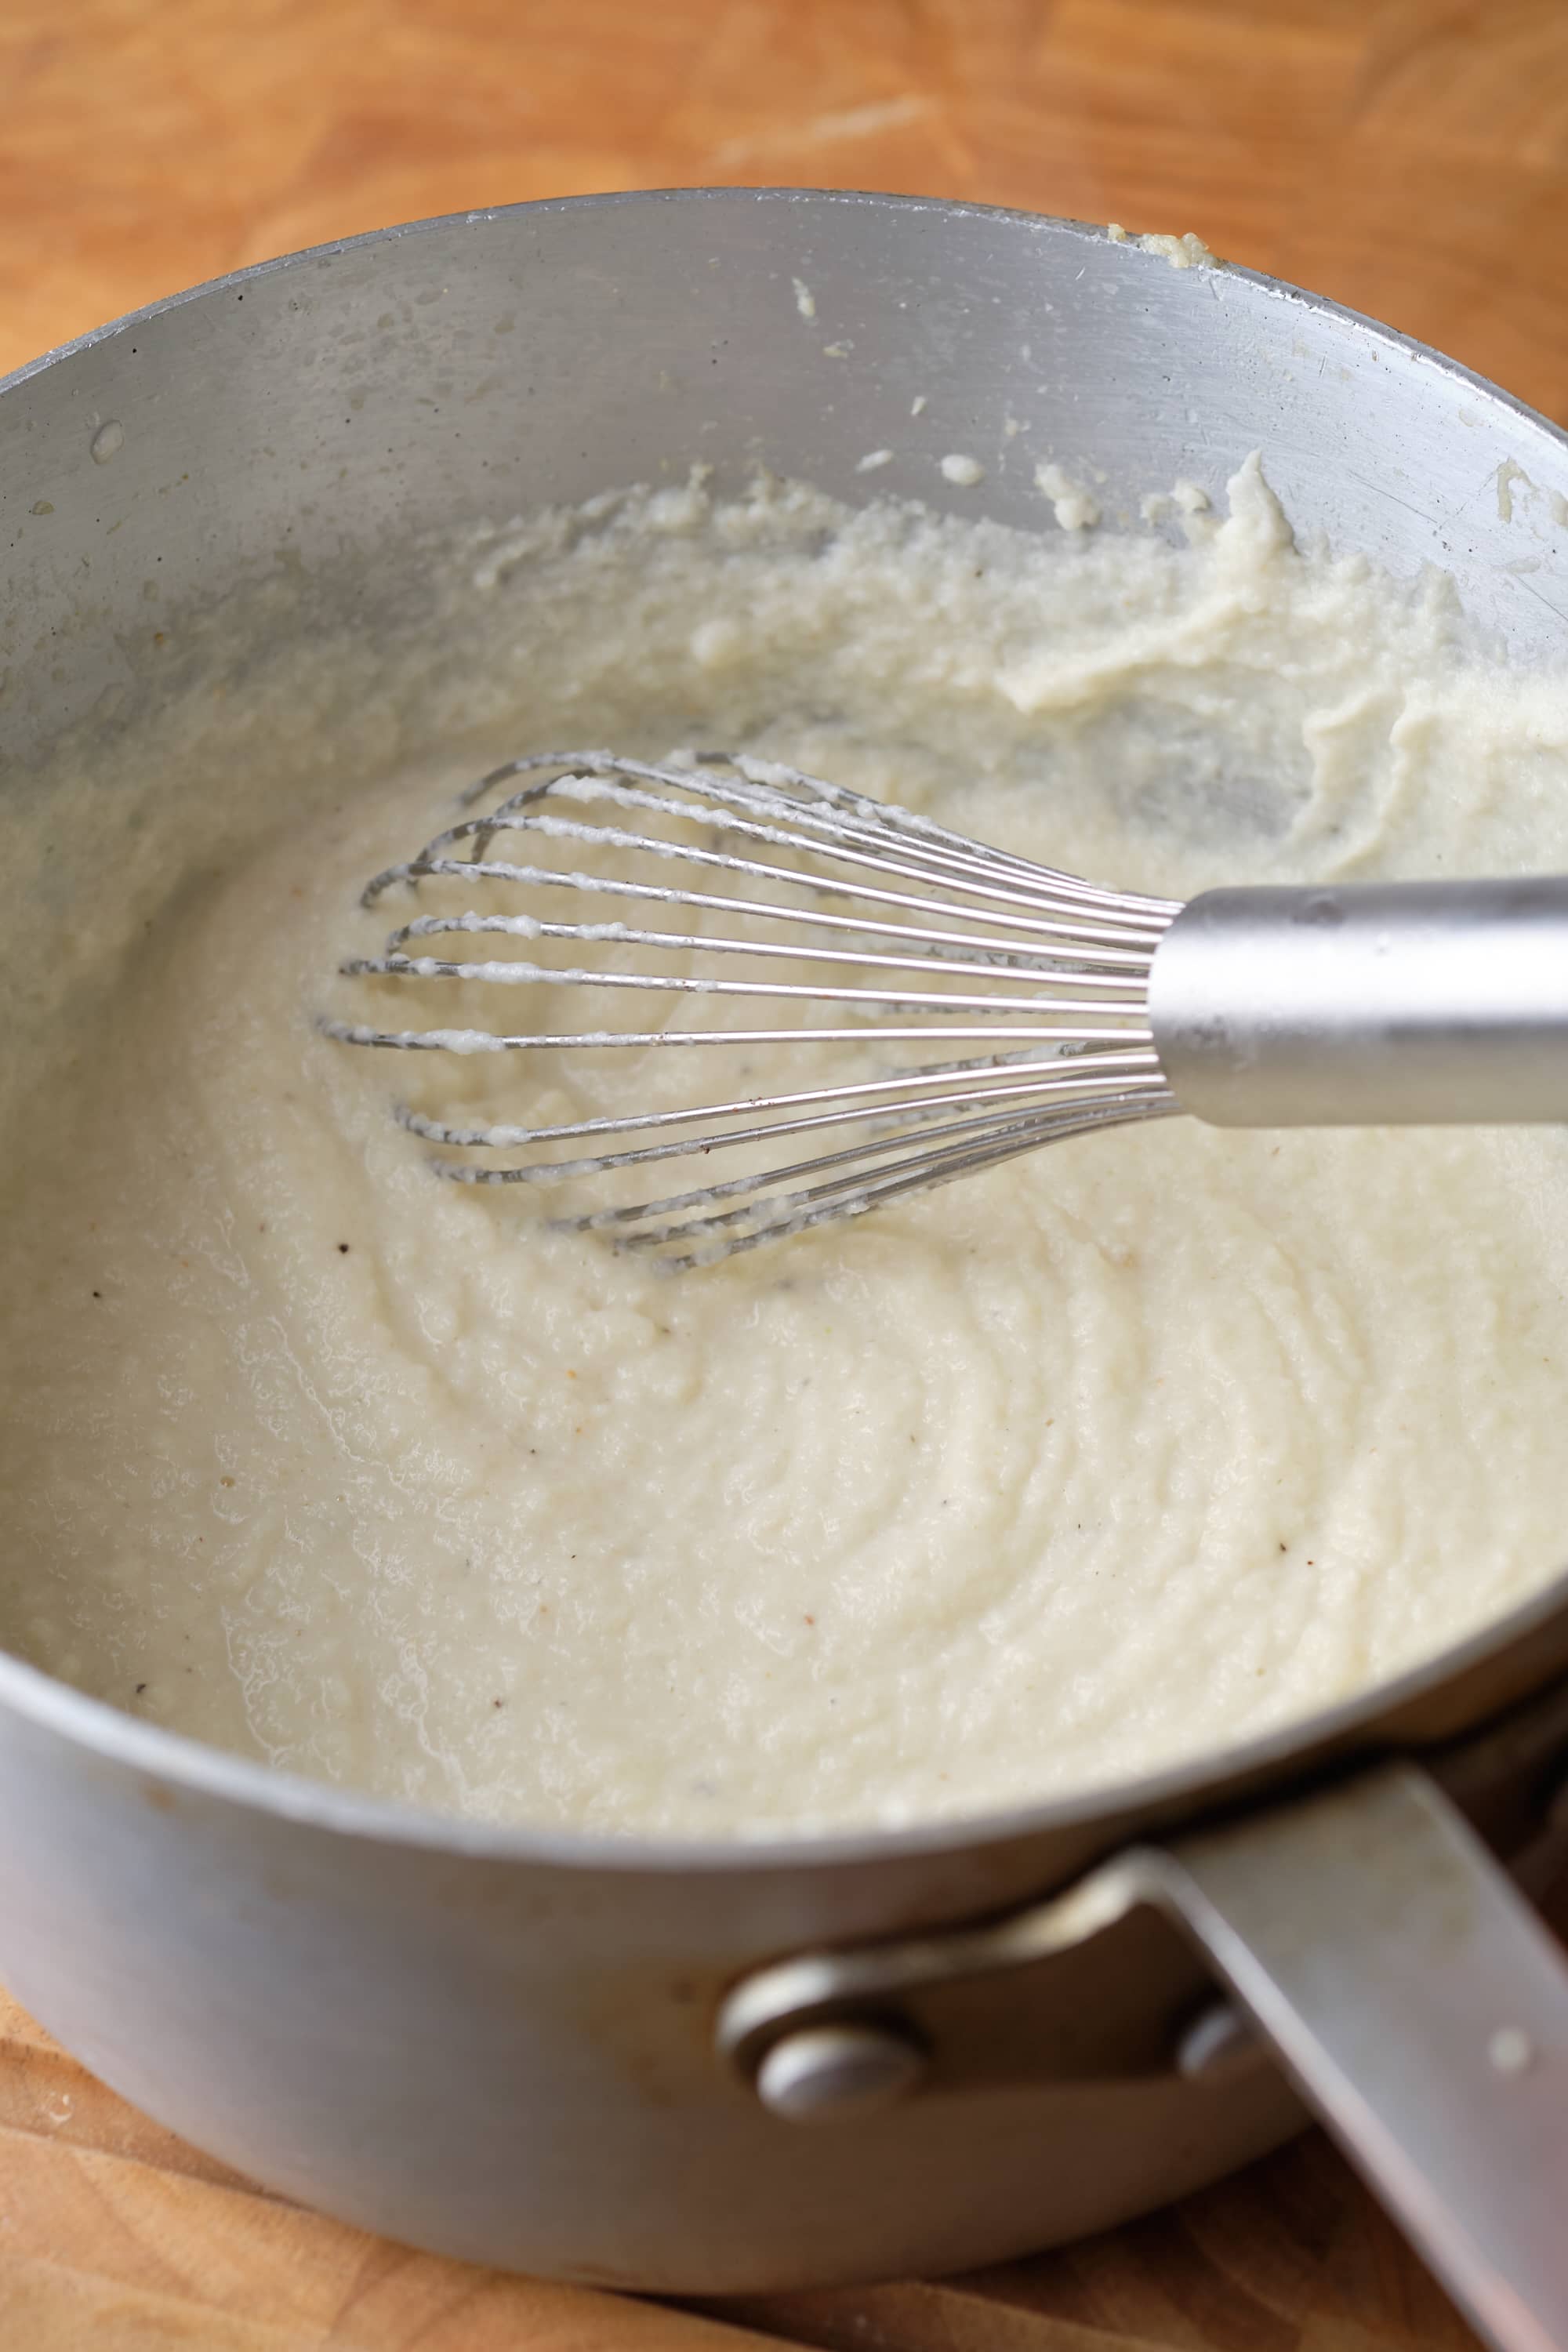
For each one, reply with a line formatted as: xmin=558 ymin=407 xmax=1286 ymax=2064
xmin=2 ymin=190 xmax=1568 ymax=2352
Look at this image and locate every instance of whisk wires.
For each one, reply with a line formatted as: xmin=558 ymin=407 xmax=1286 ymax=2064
xmin=324 ymin=752 xmax=1183 ymax=1262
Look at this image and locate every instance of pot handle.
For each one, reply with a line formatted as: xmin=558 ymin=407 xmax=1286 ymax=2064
xmin=1120 ymin=1761 xmax=1568 ymax=2352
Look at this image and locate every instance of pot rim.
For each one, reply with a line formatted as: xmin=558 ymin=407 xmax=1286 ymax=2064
xmin=5 ymin=1566 xmax=1566 ymax=1873
xmin=4 ymin=183 xmax=1566 ymax=1877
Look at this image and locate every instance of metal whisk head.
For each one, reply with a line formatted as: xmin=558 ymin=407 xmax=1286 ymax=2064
xmin=325 ymin=751 xmax=1184 ymax=1263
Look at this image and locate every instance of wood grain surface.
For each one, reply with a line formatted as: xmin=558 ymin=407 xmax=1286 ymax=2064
xmin=2 ymin=1 xmax=1563 ymax=2346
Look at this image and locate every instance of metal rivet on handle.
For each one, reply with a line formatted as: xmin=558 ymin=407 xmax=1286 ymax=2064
xmin=753 ymin=2021 xmax=927 ymax=2122
xmin=1175 ymin=1998 xmax=1261 ymax=2081
xmin=1488 ymin=2025 xmax=1537 ymax=2076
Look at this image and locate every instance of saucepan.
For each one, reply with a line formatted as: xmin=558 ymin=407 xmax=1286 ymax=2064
xmin=2 ymin=190 xmax=1567 ymax=2352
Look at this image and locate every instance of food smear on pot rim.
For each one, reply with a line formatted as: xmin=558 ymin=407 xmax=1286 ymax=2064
xmin=2 ymin=458 xmax=1566 ymax=1838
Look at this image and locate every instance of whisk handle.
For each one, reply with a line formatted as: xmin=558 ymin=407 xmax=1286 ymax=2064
xmin=1149 ymin=877 xmax=1568 ymax=1128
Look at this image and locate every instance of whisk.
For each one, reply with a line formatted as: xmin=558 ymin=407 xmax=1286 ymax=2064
xmin=325 ymin=750 xmax=1568 ymax=1264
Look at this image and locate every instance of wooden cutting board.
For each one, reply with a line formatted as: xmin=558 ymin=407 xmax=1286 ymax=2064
xmin=2 ymin=0 xmax=1566 ymax=2343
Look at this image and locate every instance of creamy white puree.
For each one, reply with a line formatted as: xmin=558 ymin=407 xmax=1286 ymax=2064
xmin=1035 ymin=462 xmax=1102 ymax=531
xmin=1108 ymin=223 xmax=1218 ymax=270
xmin=2 ymin=459 xmax=1567 ymax=1837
